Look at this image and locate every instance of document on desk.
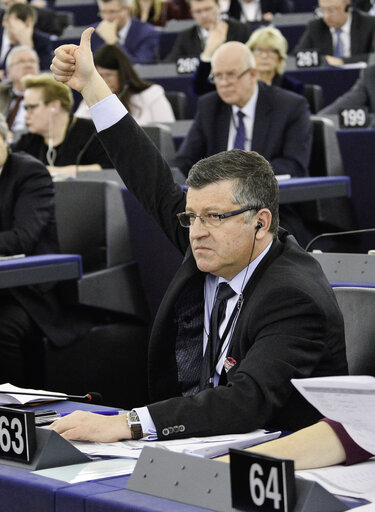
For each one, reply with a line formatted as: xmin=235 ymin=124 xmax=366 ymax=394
xmin=291 ymin=375 xmax=375 ymax=453
xmin=0 ymin=382 xmax=67 ymax=406
xmin=297 ymin=458 xmax=375 ymax=502
xmin=71 ymin=429 xmax=280 ymax=460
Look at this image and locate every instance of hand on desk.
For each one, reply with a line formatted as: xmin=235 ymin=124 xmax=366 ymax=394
xmin=49 ymin=410 xmax=131 ymax=442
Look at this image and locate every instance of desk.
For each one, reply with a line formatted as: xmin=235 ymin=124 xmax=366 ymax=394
xmin=0 ymin=254 xmax=82 ymax=288
xmin=278 ymin=176 xmax=350 ymax=204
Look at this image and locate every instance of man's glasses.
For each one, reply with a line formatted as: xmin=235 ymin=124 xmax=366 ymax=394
xmin=177 ymin=206 xmax=259 ymax=228
xmin=98 ymin=8 xmax=125 ymax=17
xmin=24 ymin=102 xmax=46 ymax=113
xmin=208 ymin=68 xmax=251 ymax=84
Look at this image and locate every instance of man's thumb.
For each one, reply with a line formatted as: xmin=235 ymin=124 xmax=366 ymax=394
xmin=80 ymin=27 xmax=95 ymax=50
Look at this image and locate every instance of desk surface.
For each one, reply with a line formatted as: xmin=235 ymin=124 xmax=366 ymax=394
xmin=0 ymin=254 xmax=82 ymax=288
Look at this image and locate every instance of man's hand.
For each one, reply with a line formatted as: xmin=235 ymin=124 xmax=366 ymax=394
xmin=6 ymin=17 xmax=33 ymax=47
xmin=96 ymin=19 xmax=119 ymax=45
xmin=49 ymin=410 xmax=131 ymax=442
xmin=51 ymin=28 xmax=111 ymax=106
xmin=325 ymin=55 xmax=344 ymax=67
xmin=201 ymin=20 xmax=228 ymax=60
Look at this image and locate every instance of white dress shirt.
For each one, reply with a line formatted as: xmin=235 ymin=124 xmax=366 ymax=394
xmin=329 ymin=13 xmax=352 ymax=58
xmin=227 ymin=84 xmax=259 ymax=152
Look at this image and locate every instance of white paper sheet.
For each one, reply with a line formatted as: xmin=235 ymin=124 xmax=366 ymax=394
xmin=71 ymin=429 xmax=280 ymax=459
xmin=291 ymin=375 xmax=375 ymax=453
xmin=0 ymin=382 xmax=67 ymax=406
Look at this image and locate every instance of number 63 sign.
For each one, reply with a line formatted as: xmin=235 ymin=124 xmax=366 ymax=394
xmin=0 ymin=407 xmax=36 ymax=463
xmin=229 ymin=448 xmax=296 ymax=512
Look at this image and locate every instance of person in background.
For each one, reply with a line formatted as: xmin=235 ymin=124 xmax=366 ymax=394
xmin=75 ymin=44 xmax=175 ymax=125
xmin=165 ymin=0 xmax=252 ymax=62
xmin=0 ymin=45 xmax=39 ymax=138
xmin=225 ymin=0 xmax=293 ymax=23
xmin=132 ymin=0 xmax=189 ymax=26
xmin=90 ymin=0 xmax=159 ymax=64
xmin=0 ymin=112 xmax=90 ymax=387
xmin=294 ymin=0 xmax=375 ymax=66
xmin=0 ymin=3 xmax=52 ymax=70
xmin=193 ymin=25 xmax=304 ymax=95
xmin=0 ymin=0 xmax=66 ymax=36
xmin=13 ymin=73 xmax=112 ymax=177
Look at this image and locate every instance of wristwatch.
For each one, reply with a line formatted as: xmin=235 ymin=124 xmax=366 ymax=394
xmin=127 ymin=410 xmax=143 ymax=440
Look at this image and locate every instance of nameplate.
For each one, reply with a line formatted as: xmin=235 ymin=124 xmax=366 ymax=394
xmin=229 ymin=448 xmax=295 ymax=512
xmin=295 ymin=50 xmax=320 ymax=68
xmin=176 ymin=57 xmax=199 ymax=74
xmin=0 ymin=407 xmax=36 ymax=463
xmin=339 ymin=107 xmax=369 ymax=129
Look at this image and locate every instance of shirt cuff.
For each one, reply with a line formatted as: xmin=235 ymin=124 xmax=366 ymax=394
xmin=134 ymin=406 xmax=158 ymax=440
xmin=89 ymin=94 xmax=128 ymax=133
xmin=321 ymin=418 xmax=373 ymax=466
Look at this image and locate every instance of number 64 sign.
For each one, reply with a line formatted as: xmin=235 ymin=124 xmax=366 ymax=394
xmin=229 ymin=448 xmax=296 ymax=512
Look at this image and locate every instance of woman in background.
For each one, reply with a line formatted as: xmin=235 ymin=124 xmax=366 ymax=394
xmin=132 ymin=0 xmax=190 ymax=26
xmin=75 ymin=44 xmax=175 ymax=125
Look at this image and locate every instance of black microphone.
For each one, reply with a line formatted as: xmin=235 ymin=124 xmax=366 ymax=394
xmin=0 ymin=390 xmax=103 ymax=403
xmin=75 ymin=131 xmax=97 ymax=174
xmin=305 ymin=227 xmax=375 ymax=252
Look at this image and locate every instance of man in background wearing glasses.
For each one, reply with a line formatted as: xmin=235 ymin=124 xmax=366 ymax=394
xmin=90 ymin=0 xmax=159 ymax=63
xmin=294 ymin=0 xmax=375 ymax=67
xmin=49 ymin=29 xmax=347 ymax=444
xmin=174 ymin=41 xmax=313 ymax=245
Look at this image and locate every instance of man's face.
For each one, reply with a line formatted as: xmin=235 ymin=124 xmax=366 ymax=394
xmin=190 ymin=0 xmax=220 ymax=30
xmin=186 ymin=180 xmax=255 ymax=280
xmin=319 ymin=0 xmax=349 ymax=29
xmin=97 ymin=0 xmax=129 ymax=29
xmin=212 ymin=47 xmax=257 ymax=108
xmin=7 ymin=49 xmax=39 ymax=91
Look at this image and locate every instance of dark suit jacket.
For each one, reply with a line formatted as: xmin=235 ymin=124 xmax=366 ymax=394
xmin=91 ymin=17 xmax=159 ymax=64
xmin=165 ymin=18 xmax=252 ymax=61
xmin=98 ymin=111 xmax=347 ymax=439
xmin=0 ymin=26 xmax=52 ymax=70
xmin=174 ymin=82 xmax=312 ymax=177
xmin=319 ymin=64 xmax=375 ymax=114
xmin=294 ymin=9 xmax=375 ymax=64
xmin=228 ymin=0 xmax=293 ymax=20
xmin=0 ymin=151 xmax=87 ymax=347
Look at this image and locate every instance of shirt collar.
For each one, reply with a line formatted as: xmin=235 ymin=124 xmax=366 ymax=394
xmin=118 ymin=17 xmax=132 ymax=45
xmin=232 ymin=83 xmax=259 ymax=120
xmin=214 ymin=239 xmax=273 ymax=294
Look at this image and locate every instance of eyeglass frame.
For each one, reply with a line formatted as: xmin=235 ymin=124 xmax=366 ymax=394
xmin=208 ymin=67 xmax=252 ymax=85
xmin=252 ymin=47 xmax=279 ymax=57
xmin=177 ymin=206 xmax=261 ymax=228
xmin=98 ymin=7 xmax=126 ymax=18
xmin=24 ymin=101 xmax=49 ymax=113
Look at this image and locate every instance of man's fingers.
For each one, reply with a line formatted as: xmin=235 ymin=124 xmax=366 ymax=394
xmin=79 ymin=26 xmax=95 ymax=50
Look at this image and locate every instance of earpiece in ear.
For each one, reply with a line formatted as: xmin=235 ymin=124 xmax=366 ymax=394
xmin=256 ymin=221 xmax=262 ymax=231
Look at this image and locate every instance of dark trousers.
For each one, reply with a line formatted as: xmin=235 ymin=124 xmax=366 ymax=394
xmin=0 ymin=290 xmax=41 ymax=387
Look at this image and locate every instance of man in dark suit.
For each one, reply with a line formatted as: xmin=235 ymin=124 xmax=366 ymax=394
xmin=165 ymin=0 xmax=251 ymax=61
xmin=319 ymin=64 xmax=375 ymax=114
xmin=90 ymin=0 xmax=159 ymax=64
xmin=174 ymin=42 xmax=311 ymax=179
xmin=49 ymin=29 xmax=347 ymax=443
xmin=294 ymin=0 xmax=375 ymax=66
xmin=0 ymin=3 xmax=52 ymax=70
xmin=227 ymin=0 xmax=293 ymax=23
xmin=0 ymin=113 xmax=90 ymax=387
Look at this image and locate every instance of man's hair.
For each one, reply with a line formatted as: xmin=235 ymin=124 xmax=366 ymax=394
xmin=7 ymin=3 xmax=36 ymax=23
xmin=186 ymin=149 xmax=279 ymax=234
xmin=5 ymin=45 xmax=39 ymax=70
xmin=22 ymin=73 xmax=73 ymax=112
xmin=247 ymin=26 xmax=288 ymax=75
xmin=98 ymin=0 xmax=132 ymax=7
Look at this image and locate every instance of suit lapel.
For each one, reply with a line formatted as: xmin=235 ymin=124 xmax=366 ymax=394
xmin=213 ymin=101 xmax=232 ymax=154
xmin=251 ymin=84 xmax=273 ymax=155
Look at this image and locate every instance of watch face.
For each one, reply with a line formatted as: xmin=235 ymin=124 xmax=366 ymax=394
xmin=128 ymin=411 xmax=140 ymax=424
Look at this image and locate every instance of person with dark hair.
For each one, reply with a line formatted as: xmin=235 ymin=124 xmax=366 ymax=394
xmin=294 ymin=0 xmax=375 ymax=66
xmin=165 ymin=0 xmax=251 ymax=61
xmin=90 ymin=0 xmax=159 ymax=64
xmin=13 ymin=73 xmax=112 ymax=177
xmin=48 ymin=29 xmax=347 ymax=443
xmin=0 ymin=2 xmax=52 ymax=70
xmin=75 ymin=44 xmax=175 ymax=124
